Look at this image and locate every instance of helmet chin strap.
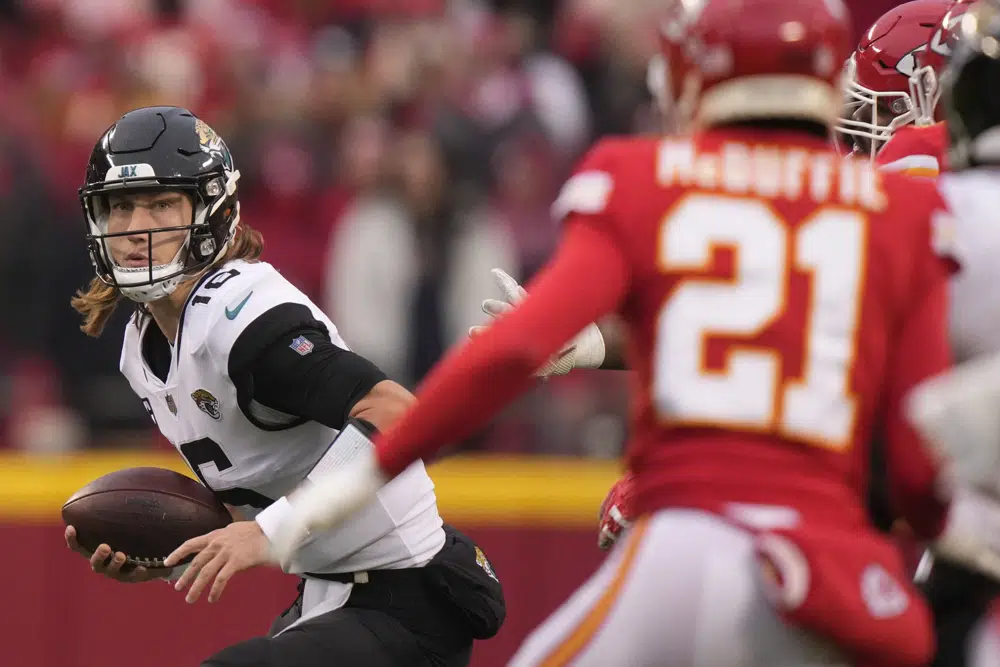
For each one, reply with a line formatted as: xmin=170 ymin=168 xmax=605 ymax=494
xmin=114 ymin=237 xmax=191 ymax=303
xmin=119 ymin=275 xmax=181 ymax=303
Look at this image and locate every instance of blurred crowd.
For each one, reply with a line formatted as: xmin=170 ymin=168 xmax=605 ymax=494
xmin=0 ymin=0 xmax=903 ymax=454
xmin=0 ymin=0 xmax=662 ymax=453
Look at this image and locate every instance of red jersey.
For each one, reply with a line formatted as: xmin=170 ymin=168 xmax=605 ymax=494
xmin=374 ymin=128 xmax=953 ymax=541
xmin=876 ymin=122 xmax=949 ymax=178
xmin=564 ymin=130 xmax=953 ymax=536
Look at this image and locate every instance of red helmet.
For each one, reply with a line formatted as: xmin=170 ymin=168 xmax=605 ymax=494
xmin=656 ymin=0 xmax=852 ymax=130
xmin=837 ymin=0 xmax=952 ymax=155
xmin=911 ymin=0 xmax=978 ymax=124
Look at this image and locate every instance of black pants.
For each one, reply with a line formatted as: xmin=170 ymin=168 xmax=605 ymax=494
xmin=921 ymin=560 xmax=1000 ymax=667
xmin=202 ymin=573 xmax=473 ymax=667
xmin=202 ymin=526 xmax=503 ymax=667
xmin=203 ymin=603 xmax=471 ymax=667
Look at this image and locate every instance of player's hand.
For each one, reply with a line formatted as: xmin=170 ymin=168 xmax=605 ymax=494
xmin=64 ymin=525 xmax=170 ymax=583
xmin=469 ymin=268 xmax=605 ymax=377
xmin=164 ymin=521 xmax=271 ymax=604
xmin=597 ymin=473 xmax=636 ymax=550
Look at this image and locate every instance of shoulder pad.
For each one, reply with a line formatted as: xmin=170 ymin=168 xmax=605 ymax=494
xmin=551 ymin=138 xmax=634 ymax=222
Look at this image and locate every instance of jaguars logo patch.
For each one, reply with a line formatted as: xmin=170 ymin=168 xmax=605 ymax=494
xmin=194 ymin=118 xmax=234 ymax=171
xmin=475 ymin=546 xmax=498 ymax=582
xmin=195 ymin=119 xmax=222 ymax=151
xmin=191 ymin=389 xmax=222 ymax=420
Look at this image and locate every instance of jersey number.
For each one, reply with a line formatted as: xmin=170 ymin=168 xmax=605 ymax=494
xmin=655 ymin=196 xmax=866 ymax=450
xmin=179 ymin=437 xmax=274 ymax=509
xmin=191 ymin=269 xmax=242 ymax=306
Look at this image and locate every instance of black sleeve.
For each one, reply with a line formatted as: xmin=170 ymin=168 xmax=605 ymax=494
xmin=228 ymin=304 xmax=388 ymax=430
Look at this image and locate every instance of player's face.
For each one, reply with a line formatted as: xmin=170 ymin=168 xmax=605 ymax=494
xmin=848 ymin=100 xmax=899 ymax=155
xmin=105 ymin=191 xmax=193 ymax=269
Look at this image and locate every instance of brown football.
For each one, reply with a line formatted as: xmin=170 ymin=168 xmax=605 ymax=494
xmin=62 ymin=467 xmax=232 ymax=568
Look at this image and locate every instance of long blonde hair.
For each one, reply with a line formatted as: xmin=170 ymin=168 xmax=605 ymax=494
xmin=71 ymin=223 xmax=265 ymax=338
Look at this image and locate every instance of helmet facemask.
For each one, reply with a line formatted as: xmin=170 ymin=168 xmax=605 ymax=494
xmin=909 ymin=63 xmax=941 ymax=126
xmin=82 ymin=169 xmax=241 ymax=303
xmin=654 ymin=14 xmax=703 ymax=136
xmin=836 ymin=57 xmax=918 ymax=159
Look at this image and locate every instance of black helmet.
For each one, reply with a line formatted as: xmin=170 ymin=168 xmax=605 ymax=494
xmin=941 ymin=1 xmax=1000 ymax=170
xmin=79 ymin=106 xmax=241 ymax=302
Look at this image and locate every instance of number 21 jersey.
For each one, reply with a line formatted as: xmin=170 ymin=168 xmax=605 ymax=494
xmin=554 ymin=129 xmax=955 ymax=533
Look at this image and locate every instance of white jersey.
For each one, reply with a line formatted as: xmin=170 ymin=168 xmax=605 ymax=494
xmin=938 ymin=172 xmax=1000 ymax=362
xmin=120 ymin=260 xmax=445 ymax=574
xmin=931 ymin=172 xmax=1000 ymax=667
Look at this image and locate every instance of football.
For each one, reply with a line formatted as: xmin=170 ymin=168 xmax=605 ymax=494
xmin=62 ymin=467 xmax=232 ymax=568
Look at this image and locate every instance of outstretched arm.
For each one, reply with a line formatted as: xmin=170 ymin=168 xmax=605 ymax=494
xmin=376 ymin=218 xmax=631 ymax=476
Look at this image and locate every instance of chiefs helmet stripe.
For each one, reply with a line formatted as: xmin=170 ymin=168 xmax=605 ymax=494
xmin=837 ymin=0 xmax=954 ymax=158
xmin=878 ymin=154 xmax=941 ymax=174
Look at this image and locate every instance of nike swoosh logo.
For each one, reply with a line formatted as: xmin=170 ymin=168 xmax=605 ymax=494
xmin=225 ymin=291 xmax=253 ymax=320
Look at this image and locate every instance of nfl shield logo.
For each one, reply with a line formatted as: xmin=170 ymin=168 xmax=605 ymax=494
xmin=289 ymin=335 xmax=314 ymax=356
xmin=165 ymin=394 xmax=177 ymax=415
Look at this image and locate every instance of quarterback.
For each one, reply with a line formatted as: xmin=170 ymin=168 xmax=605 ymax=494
xmin=64 ymin=106 xmax=504 ymax=667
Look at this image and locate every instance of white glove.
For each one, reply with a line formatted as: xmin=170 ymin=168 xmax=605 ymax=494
xmin=933 ymin=485 xmax=1000 ymax=582
xmin=268 ymin=447 xmax=388 ymax=570
xmin=906 ymin=351 xmax=1000 ymax=497
xmin=469 ymin=268 xmax=606 ymax=378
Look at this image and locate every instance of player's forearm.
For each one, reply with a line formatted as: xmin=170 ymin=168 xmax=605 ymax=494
xmin=349 ymin=380 xmax=415 ymax=432
xmin=375 ymin=220 xmax=631 ymax=477
xmin=375 ymin=340 xmax=544 ymax=476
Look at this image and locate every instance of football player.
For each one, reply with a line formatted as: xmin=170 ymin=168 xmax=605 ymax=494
xmin=853 ymin=4 xmax=1000 ymax=666
xmin=588 ymin=4 xmax=958 ymax=428
xmin=500 ymin=3 xmax=1000 ymax=666
xmin=63 ymin=107 xmax=504 ymax=667
xmin=836 ymin=0 xmax=954 ymax=160
xmin=497 ymin=3 xmax=966 ymax=555
xmin=915 ymin=4 xmax=1000 ymax=665
xmin=876 ymin=0 xmax=978 ymax=178
xmin=482 ymin=0 xmax=977 ymax=556
xmin=269 ymin=1 xmax=1000 ymax=664
xmin=507 ymin=0 xmax=980 ymax=553
xmin=509 ymin=0 xmax=962 ymax=555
